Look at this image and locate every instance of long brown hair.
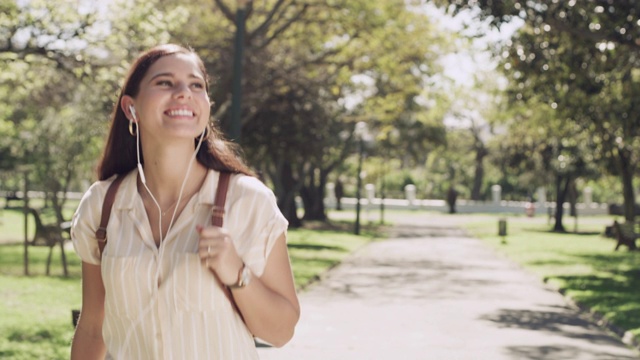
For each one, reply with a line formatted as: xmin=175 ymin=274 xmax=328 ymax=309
xmin=97 ymin=44 xmax=254 ymax=180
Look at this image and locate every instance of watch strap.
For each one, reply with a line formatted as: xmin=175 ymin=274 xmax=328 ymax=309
xmin=228 ymin=263 xmax=251 ymax=289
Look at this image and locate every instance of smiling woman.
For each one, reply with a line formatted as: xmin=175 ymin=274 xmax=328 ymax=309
xmin=69 ymin=44 xmax=300 ymax=359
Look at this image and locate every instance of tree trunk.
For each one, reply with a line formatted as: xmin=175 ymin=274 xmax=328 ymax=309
xmin=47 ymin=173 xmax=70 ymax=225
xmin=617 ymin=146 xmax=636 ymax=223
xmin=553 ymin=174 xmax=570 ymax=232
xmin=471 ymin=146 xmax=487 ymax=201
xmin=301 ymin=167 xmax=328 ymax=221
xmin=272 ymin=162 xmax=302 ymax=228
xmin=568 ymin=178 xmax=577 ymax=217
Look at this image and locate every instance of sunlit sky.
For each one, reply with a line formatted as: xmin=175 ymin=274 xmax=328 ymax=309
xmin=421 ymin=4 xmax=522 ymax=88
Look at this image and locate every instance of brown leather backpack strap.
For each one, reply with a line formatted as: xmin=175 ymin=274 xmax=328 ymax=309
xmin=95 ymin=175 xmax=125 ymax=257
xmin=210 ymin=172 xmax=242 ymax=315
xmin=212 ymin=172 xmax=231 ymax=227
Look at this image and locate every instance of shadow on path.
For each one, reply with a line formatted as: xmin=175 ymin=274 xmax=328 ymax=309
xmin=258 ymin=214 xmax=640 ymax=360
xmin=504 ymin=344 xmax=639 ymax=360
xmin=482 ymin=307 xmax=630 ymax=347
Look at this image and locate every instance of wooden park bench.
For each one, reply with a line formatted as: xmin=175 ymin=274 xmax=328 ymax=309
xmin=612 ymin=220 xmax=638 ymax=251
xmin=4 ymin=191 xmax=21 ymax=208
xmin=27 ymin=207 xmax=69 ymax=276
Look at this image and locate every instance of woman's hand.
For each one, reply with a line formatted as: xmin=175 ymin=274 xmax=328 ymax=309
xmin=196 ymin=225 xmax=244 ymax=286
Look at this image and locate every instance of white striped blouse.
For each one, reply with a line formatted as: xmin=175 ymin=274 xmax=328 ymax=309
xmin=71 ymin=169 xmax=288 ymax=359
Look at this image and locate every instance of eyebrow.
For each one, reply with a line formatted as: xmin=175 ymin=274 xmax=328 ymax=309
xmin=148 ymin=72 xmax=205 ymax=82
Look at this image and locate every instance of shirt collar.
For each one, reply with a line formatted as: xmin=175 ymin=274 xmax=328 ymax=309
xmin=113 ymin=168 xmax=222 ymax=210
xmin=113 ymin=170 xmax=139 ymax=210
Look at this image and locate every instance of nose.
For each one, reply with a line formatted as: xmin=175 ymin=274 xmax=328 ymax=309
xmin=173 ymin=82 xmax=192 ymax=99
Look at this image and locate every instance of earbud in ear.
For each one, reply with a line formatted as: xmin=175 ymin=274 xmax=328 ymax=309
xmin=129 ymin=105 xmax=137 ymax=120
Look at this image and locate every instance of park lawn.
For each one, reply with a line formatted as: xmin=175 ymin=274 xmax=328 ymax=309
xmin=0 ymin=209 xmax=34 ymax=244
xmin=0 ymin=210 xmax=379 ymax=360
xmin=0 ymin=245 xmax=82 ymax=360
xmin=287 ymin=221 xmax=379 ymax=289
xmin=463 ymin=214 xmax=640 ymax=341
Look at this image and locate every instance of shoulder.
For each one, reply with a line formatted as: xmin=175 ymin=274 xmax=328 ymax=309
xmin=226 ymin=173 xmax=281 ymax=212
xmin=231 ymin=173 xmax=275 ymax=198
xmin=80 ymin=176 xmax=115 ymax=202
xmin=81 ymin=174 xmax=127 ymax=200
xmin=78 ymin=172 xmax=135 ymax=208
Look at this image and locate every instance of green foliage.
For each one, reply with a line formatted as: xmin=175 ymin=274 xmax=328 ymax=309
xmin=583 ymin=176 xmax=624 ymax=205
xmin=0 ymin=0 xmax=194 ymax=225
xmin=439 ymin=0 xmax=640 ymax=218
xmin=1 ymin=0 xmax=464 ymax=224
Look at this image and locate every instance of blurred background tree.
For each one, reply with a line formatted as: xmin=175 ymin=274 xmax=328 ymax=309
xmin=3 ymin=0 xmax=635 ymax=230
xmin=435 ymin=0 xmax=640 ymax=229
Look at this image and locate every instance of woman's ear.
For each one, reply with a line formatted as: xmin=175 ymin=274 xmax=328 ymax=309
xmin=121 ymin=96 xmax=137 ymax=121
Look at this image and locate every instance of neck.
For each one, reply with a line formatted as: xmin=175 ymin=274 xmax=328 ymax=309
xmin=138 ymin=141 xmax=207 ymax=204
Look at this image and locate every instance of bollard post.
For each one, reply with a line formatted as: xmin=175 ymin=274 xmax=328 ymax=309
xmin=498 ymin=218 xmax=507 ymax=244
xmin=404 ymin=184 xmax=416 ymax=209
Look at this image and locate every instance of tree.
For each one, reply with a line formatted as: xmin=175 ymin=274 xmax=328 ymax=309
xmin=490 ymin=98 xmax=600 ymax=231
xmin=0 ymin=0 xmax=100 ymax=221
xmin=436 ymin=0 xmax=640 ymax=222
xmin=165 ymin=0 xmax=450 ymax=225
xmin=0 ymin=0 xmax=188 ymax=223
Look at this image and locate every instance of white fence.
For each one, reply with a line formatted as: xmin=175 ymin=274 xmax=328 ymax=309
xmin=325 ymin=197 xmax=609 ymax=215
xmin=324 ymin=183 xmax=609 ymax=216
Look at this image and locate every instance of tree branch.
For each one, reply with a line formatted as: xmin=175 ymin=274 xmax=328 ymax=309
xmin=213 ymin=0 xmax=236 ymax=22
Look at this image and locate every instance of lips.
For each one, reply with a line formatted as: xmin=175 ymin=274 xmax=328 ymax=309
xmin=165 ymin=108 xmax=195 ymax=117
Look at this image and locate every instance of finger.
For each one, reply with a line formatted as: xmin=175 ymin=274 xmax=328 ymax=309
xmin=198 ymin=239 xmax=230 ymax=259
xmin=198 ymin=233 xmax=231 ymax=251
xmin=198 ymin=244 xmax=218 ymax=259
xmin=198 ymin=238 xmax=221 ymax=252
xmin=197 ymin=225 xmax=226 ymax=237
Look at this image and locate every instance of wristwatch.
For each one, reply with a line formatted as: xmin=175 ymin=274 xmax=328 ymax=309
xmin=229 ymin=263 xmax=251 ymax=289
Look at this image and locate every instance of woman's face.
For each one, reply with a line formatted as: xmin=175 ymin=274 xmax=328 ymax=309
xmin=127 ymin=53 xmax=210 ymax=142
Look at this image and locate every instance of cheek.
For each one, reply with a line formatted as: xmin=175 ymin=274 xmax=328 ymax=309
xmin=199 ymin=97 xmax=211 ymax=118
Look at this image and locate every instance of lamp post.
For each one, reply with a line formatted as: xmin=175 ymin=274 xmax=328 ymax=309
xmin=16 ymin=165 xmax=32 ymax=275
xmin=380 ymin=129 xmax=398 ymax=225
xmin=380 ymin=158 xmax=385 ymax=225
xmin=229 ymin=0 xmax=250 ymax=142
xmin=354 ymin=122 xmax=369 ymax=235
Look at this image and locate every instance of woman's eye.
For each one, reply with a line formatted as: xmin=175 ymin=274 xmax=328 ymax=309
xmin=192 ymin=82 xmax=205 ymax=89
xmin=157 ymin=80 xmax=172 ymax=86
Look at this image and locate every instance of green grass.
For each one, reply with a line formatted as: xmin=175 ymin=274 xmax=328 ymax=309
xmin=287 ymin=220 xmax=381 ymax=289
xmin=0 ymin=208 xmax=381 ymax=359
xmin=0 ymin=209 xmax=35 ymax=244
xmin=463 ymin=214 xmax=640 ymax=340
xmin=0 ymin=245 xmax=82 ymax=360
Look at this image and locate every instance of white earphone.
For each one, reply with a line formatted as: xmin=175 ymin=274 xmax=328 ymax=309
xmin=116 ymin=101 xmax=208 ymax=357
xmin=129 ymin=105 xmax=147 ymax=184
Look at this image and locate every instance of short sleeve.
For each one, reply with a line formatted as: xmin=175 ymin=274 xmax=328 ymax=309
xmin=70 ymin=180 xmax=109 ymax=265
xmin=228 ymin=176 xmax=289 ymax=277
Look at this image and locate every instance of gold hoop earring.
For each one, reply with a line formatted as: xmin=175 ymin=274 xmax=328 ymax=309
xmin=129 ymin=121 xmax=137 ymax=136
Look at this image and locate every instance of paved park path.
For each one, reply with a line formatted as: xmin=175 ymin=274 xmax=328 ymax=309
xmin=258 ymin=214 xmax=640 ymax=360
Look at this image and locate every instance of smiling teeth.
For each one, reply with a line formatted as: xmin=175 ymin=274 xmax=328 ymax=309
xmin=168 ymin=109 xmax=193 ymax=117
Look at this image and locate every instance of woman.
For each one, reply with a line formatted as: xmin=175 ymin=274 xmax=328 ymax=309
xmin=70 ymin=44 xmax=300 ymax=359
